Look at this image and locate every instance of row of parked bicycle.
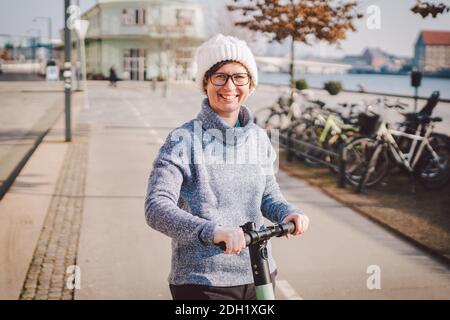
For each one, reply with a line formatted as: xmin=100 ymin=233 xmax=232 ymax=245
xmin=254 ymin=89 xmax=450 ymax=191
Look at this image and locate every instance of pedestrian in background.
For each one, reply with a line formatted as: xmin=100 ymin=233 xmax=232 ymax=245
xmin=109 ymin=65 xmax=118 ymax=87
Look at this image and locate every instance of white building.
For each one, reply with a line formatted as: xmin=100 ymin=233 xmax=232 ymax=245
xmin=78 ymin=0 xmax=205 ymax=80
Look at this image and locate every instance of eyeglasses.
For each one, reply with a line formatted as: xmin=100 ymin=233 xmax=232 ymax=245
xmin=210 ymin=73 xmax=250 ymax=86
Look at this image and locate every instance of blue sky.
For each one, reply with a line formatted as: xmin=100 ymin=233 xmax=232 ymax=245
xmin=0 ymin=0 xmax=448 ymax=58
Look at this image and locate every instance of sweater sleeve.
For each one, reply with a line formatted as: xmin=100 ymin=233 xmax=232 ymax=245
xmin=260 ymin=135 xmax=302 ymax=223
xmin=144 ymin=130 xmax=218 ymax=245
xmin=261 ymin=174 xmax=300 ymax=223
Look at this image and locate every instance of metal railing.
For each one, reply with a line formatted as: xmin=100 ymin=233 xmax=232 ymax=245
xmin=273 ymin=130 xmax=347 ymax=188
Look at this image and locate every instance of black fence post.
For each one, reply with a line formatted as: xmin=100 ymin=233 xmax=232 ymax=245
xmin=337 ymin=144 xmax=346 ymax=188
xmin=286 ymin=129 xmax=294 ymax=162
xmin=356 ymin=168 xmax=367 ymax=194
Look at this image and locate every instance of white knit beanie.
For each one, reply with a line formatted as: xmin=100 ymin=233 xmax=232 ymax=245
xmin=194 ymin=34 xmax=258 ymax=94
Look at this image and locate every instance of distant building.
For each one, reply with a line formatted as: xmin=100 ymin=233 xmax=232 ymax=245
xmin=414 ymin=30 xmax=450 ymax=73
xmin=343 ymin=48 xmax=411 ymax=74
xmin=77 ymin=0 xmax=205 ymax=80
xmin=362 ymin=48 xmax=389 ymax=71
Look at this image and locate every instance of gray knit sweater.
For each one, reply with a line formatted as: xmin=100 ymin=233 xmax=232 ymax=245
xmin=145 ymin=98 xmax=299 ymax=286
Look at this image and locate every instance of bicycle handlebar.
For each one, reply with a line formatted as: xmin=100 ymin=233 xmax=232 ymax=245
xmin=216 ymin=221 xmax=296 ymax=251
xmin=382 ymin=99 xmax=408 ymax=110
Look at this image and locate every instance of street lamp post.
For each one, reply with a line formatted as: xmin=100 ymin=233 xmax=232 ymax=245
xmin=73 ymin=19 xmax=90 ymax=109
xmin=75 ymin=0 xmax=82 ymax=91
xmin=64 ymin=0 xmax=71 ymax=142
xmin=33 ymin=17 xmax=52 ymax=59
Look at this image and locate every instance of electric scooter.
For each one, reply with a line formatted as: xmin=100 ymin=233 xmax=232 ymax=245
xmin=217 ymin=221 xmax=296 ymax=300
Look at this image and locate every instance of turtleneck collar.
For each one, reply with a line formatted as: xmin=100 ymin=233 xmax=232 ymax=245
xmin=196 ymin=98 xmax=255 ymax=146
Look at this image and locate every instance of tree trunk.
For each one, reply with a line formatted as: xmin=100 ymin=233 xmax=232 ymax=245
xmin=290 ymin=35 xmax=295 ymax=89
xmin=289 ymin=35 xmax=296 ymax=103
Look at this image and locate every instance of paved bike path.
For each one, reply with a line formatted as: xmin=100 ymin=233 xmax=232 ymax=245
xmin=75 ymin=82 xmax=450 ymax=299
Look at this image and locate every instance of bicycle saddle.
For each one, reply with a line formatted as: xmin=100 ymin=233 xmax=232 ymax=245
xmin=419 ymin=91 xmax=440 ymax=116
xmin=415 ymin=114 xmax=443 ymax=124
xmin=311 ymin=100 xmax=326 ymax=108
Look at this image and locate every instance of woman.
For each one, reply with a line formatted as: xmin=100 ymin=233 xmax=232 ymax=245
xmin=145 ymin=34 xmax=309 ymax=300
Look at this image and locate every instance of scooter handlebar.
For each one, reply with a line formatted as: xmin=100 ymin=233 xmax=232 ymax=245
xmin=216 ymin=221 xmax=296 ymax=251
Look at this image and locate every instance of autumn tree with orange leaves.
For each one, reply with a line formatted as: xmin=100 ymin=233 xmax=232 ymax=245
xmin=227 ymin=0 xmax=363 ymax=89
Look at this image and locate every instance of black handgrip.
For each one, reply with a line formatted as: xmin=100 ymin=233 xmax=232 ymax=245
xmin=273 ymin=221 xmax=296 ymax=238
xmin=285 ymin=221 xmax=296 ymax=234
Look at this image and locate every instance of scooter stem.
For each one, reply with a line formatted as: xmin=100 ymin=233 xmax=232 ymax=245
xmin=243 ymin=222 xmax=275 ymax=300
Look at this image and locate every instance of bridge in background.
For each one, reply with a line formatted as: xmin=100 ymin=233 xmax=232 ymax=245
xmin=256 ymin=56 xmax=352 ymax=74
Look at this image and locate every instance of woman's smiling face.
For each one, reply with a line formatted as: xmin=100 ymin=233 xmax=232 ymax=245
xmin=205 ymin=62 xmax=251 ymax=116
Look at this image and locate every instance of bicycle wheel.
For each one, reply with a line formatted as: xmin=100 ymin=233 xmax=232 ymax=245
xmin=285 ymin=121 xmax=308 ymax=162
xmin=326 ymin=128 xmax=358 ymax=173
xmin=265 ymin=112 xmax=284 ymax=130
xmin=325 ymin=134 xmax=347 ymax=174
xmin=416 ymin=135 xmax=450 ymax=189
xmin=254 ymin=107 xmax=274 ymax=128
xmin=344 ymin=137 xmax=389 ymax=187
xmin=299 ymin=125 xmax=323 ymax=166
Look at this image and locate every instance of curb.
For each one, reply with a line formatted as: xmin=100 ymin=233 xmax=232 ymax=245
xmin=279 ymin=160 xmax=450 ymax=270
xmin=0 ymin=113 xmax=62 ymax=201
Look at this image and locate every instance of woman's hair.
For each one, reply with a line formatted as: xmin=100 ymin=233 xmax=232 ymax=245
xmin=202 ymin=60 xmax=254 ymax=94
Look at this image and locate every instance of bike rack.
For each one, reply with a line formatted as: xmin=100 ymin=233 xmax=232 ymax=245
xmin=273 ymin=130 xmax=347 ymax=188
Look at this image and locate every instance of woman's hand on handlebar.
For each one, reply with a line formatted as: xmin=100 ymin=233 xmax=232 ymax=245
xmin=282 ymin=213 xmax=310 ymax=238
xmin=213 ymin=227 xmax=246 ymax=255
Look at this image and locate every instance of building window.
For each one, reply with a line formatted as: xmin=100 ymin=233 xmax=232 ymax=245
xmin=176 ymin=9 xmax=194 ymax=27
xmin=123 ymin=48 xmax=147 ymax=80
xmin=122 ymin=9 xmax=134 ymax=25
xmin=122 ymin=8 xmax=146 ymax=25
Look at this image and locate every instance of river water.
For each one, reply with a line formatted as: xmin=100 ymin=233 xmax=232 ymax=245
xmin=259 ymin=72 xmax=450 ymax=100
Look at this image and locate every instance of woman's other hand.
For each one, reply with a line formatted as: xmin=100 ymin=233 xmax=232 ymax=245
xmin=282 ymin=213 xmax=310 ymax=238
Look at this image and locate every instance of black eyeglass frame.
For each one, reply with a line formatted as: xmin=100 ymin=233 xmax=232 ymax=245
xmin=209 ymin=73 xmax=251 ymax=86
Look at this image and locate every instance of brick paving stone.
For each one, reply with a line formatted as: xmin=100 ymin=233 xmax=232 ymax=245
xmin=35 ymin=292 xmax=48 ymax=300
xmin=24 ymin=282 xmax=37 ymax=289
xmin=19 ymin=124 xmax=89 ymax=300
xmin=26 ymin=273 xmax=39 ymax=282
xmin=20 ymin=290 xmax=35 ymax=300
xmin=61 ymin=292 xmax=73 ymax=300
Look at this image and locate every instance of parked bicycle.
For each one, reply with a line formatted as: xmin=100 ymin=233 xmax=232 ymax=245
xmin=345 ymin=92 xmax=450 ymax=190
xmin=253 ymin=88 xmax=303 ymax=131
xmin=255 ymin=88 xmax=450 ymax=191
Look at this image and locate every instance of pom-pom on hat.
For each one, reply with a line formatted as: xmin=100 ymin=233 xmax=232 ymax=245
xmin=194 ymin=34 xmax=258 ymax=94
